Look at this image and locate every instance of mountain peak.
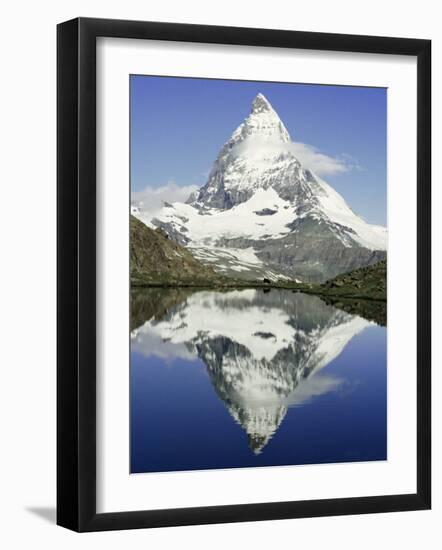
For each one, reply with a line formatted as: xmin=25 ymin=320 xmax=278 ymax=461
xmin=227 ymin=93 xmax=290 ymax=145
xmin=251 ymin=93 xmax=273 ymax=114
xmin=150 ymin=93 xmax=387 ymax=283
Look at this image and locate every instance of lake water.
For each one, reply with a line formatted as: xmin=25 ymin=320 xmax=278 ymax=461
xmin=130 ymin=288 xmax=386 ymax=473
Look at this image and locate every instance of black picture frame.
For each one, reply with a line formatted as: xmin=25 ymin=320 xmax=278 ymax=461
xmin=57 ymin=17 xmax=431 ymax=532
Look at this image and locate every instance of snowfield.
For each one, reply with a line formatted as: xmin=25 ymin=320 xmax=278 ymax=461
xmin=153 ymin=181 xmax=387 ymax=251
xmin=155 ymin=188 xmax=296 ymax=242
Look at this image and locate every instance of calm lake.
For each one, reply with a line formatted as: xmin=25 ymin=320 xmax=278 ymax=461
xmin=130 ymin=288 xmax=386 ymax=473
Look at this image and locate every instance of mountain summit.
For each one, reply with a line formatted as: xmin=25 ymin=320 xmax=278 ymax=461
xmin=251 ymin=92 xmax=273 ymax=113
xmin=234 ymin=92 xmax=291 ymax=142
xmin=137 ymin=94 xmax=387 ymax=282
xmin=186 ymin=93 xmax=292 ymax=210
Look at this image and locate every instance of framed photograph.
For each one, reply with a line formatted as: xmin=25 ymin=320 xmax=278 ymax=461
xmin=57 ymin=17 xmax=431 ymax=532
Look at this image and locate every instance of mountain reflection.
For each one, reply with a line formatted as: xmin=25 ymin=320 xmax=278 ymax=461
xmin=131 ymin=288 xmax=372 ymax=454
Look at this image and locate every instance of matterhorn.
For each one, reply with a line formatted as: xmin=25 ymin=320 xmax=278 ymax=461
xmin=138 ymin=93 xmax=386 ymax=282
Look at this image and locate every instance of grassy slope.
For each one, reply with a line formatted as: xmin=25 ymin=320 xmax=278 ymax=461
xmin=317 ymin=259 xmax=386 ymax=301
xmin=130 ymin=215 xmax=225 ymax=286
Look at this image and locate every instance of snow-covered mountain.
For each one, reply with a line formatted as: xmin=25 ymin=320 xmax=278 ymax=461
xmin=134 ymin=93 xmax=387 ymax=282
xmin=131 ymin=289 xmax=372 ymax=454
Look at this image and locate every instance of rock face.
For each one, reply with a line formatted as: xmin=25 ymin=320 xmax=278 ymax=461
xmin=131 ymin=288 xmax=372 ymax=454
xmin=130 ymin=215 xmax=220 ymax=286
xmin=137 ymin=93 xmax=387 ymax=283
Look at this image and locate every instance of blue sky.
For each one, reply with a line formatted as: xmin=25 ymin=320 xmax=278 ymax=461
xmin=131 ymin=75 xmax=387 ymax=225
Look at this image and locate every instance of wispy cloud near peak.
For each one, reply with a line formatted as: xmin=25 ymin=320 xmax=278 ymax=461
xmin=132 ymin=181 xmax=198 ymax=222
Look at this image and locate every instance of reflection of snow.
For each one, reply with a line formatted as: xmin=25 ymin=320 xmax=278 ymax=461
xmin=131 ymin=289 xmax=372 ymax=453
xmin=133 ymin=289 xmax=370 ymax=365
xmin=149 ymin=290 xmax=294 ymax=362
